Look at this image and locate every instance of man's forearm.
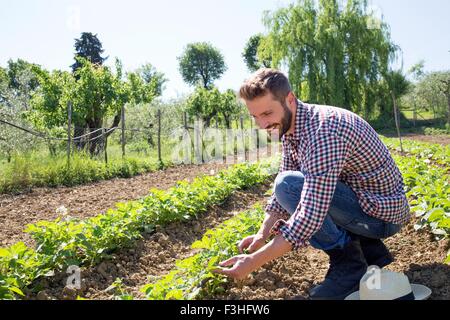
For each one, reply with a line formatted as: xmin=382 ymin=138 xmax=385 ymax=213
xmin=250 ymin=235 xmax=292 ymax=269
xmin=257 ymin=212 xmax=281 ymax=240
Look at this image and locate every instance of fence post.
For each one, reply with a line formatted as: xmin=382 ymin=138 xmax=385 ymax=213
xmin=157 ymin=109 xmax=162 ymax=166
xmin=240 ymin=115 xmax=246 ymax=162
xmin=184 ymin=112 xmax=193 ymax=164
xmin=121 ymin=105 xmax=125 ymax=158
xmin=103 ymin=127 xmax=108 ymax=164
xmin=67 ymin=101 xmax=72 ymax=168
xmin=391 ymin=91 xmax=404 ymax=155
xmin=255 ymin=117 xmax=260 ymax=162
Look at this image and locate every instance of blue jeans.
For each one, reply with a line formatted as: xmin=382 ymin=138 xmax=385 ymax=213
xmin=274 ymin=171 xmax=402 ymax=251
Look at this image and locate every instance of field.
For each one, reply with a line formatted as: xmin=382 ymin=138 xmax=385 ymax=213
xmin=0 ymin=136 xmax=449 ymax=300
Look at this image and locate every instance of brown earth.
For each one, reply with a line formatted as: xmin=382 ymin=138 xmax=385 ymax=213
xmin=0 ymin=162 xmax=230 ymax=248
xmin=214 ymin=218 xmax=450 ymax=300
xmin=399 ymin=133 xmax=449 ymax=146
xmin=2 ymin=138 xmax=449 ymax=300
xmin=27 ymin=180 xmax=450 ymax=301
xmin=25 ymin=182 xmax=273 ymax=300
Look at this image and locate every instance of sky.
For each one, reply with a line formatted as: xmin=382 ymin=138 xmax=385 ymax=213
xmin=1 ymin=0 xmax=449 ymax=101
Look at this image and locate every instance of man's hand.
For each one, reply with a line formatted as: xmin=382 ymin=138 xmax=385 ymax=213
xmin=213 ymin=235 xmax=293 ymax=280
xmin=238 ymin=234 xmax=266 ymax=254
xmin=213 ymin=254 xmax=256 ymax=280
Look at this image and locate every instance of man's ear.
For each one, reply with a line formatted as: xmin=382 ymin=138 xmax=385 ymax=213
xmin=287 ymin=91 xmax=296 ymax=107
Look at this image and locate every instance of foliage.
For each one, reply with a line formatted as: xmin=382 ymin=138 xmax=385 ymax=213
xmin=141 ymin=140 xmax=450 ymax=300
xmin=0 ymin=61 xmax=41 ymax=161
xmin=400 ymin=70 xmax=450 ymax=124
xmin=0 ymin=160 xmax=275 ymax=299
xmin=178 ymin=42 xmax=227 ymax=89
xmin=71 ymin=32 xmax=108 ymax=73
xmin=29 ymin=58 xmax=164 ymax=155
xmin=142 ymin=206 xmax=265 ymax=300
xmin=242 ymin=34 xmax=272 ymax=72
xmin=381 ymin=137 xmax=449 ymax=262
xmin=0 ymin=152 xmax=158 ymax=194
xmin=260 ymin=0 xmax=399 ymax=118
xmin=185 ymin=87 xmax=243 ymax=127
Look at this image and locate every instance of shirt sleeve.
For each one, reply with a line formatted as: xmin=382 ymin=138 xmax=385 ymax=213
xmin=270 ymin=133 xmax=349 ymax=250
xmin=264 ymin=139 xmax=298 ymax=219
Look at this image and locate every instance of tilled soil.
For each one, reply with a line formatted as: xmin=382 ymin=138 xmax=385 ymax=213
xmin=0 ymin=162 xmax=230 ymax=248
xmin=387 ymin=133 xmax=450 ymax=146
xmin=25 ymin=181 xmax=273 ymax=300
xmin=27 ymin=180 xmax=450 ymax=301
xmin=213 ymin=218 xmax=450 ymax=300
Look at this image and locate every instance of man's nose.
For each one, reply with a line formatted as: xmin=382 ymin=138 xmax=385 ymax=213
xmin=255 ymin=118 xmax=268 ymax=129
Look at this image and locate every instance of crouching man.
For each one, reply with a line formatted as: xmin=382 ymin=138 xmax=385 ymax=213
xmin=214 ymin=68 xmax=410 ymax=300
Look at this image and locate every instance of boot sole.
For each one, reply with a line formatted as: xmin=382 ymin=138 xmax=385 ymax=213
xmin=309 ymin=284 xmax=359 ymax=300
xmin=369 ymin=255 xmax=394 ymax=269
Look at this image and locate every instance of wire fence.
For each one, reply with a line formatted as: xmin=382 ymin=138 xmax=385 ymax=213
xmin=0 ymin=102 xmax=280 ymax=170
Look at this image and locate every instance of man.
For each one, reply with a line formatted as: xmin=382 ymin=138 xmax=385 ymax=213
xmin=214 ymin=68 xmax=410 ymax=300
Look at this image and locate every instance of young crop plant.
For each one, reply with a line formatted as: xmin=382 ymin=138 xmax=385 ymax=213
xmin=141 ymin=206 xmax=265 ymax=300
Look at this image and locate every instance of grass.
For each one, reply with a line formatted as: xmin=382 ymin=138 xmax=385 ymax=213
xmin=0 ymin=144 xmax=170 ymax=194
xmin=0 ymin=132 xmax=277 ymax=194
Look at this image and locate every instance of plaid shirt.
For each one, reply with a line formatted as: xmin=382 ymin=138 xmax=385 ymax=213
xmin=267 ymin=100 xmax=410 ymax=250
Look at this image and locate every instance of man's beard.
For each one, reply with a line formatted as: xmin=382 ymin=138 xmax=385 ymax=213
xmin=267 ymin=101 xmax=293 ymax=138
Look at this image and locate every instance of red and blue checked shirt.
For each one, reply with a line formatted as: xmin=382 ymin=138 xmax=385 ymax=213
xmin=267 ymin=100 xmax=411 ymax=250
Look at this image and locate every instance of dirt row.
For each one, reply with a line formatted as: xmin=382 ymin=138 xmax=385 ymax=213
xmin=0 ymin=162 xmax=230 ymax=248
xmin=26 ymin=179 xmax=450 ymax=300
xmin=26 ymin=182 xmax=273 ymax=300
xmin=214 ymin=218 xmax=450 ymax=300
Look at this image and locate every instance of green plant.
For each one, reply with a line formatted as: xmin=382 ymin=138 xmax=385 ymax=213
xmin=141 ymin=206 xmax=265 ymax=300
xmin=0 ymin=159 xmax=277 ymax=299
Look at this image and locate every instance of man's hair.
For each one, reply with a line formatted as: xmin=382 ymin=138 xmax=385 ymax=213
xmin=239 ymin=68 xmax=291 ymax=103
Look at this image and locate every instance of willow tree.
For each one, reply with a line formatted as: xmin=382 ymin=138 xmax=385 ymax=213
xmin=259 ymin=0 xmax=399 ymax=119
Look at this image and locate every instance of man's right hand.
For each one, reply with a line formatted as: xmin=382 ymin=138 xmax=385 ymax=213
xmin=238 ymin=234 xmax=266 ymax=254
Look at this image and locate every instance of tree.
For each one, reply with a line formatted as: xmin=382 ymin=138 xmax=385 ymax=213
xmin=260 ymin=0 xmax=399 ymax=119
xmin=30 ymin=58 xmax=163 ymax=155
xmin=409 ymin=60 xmax=426 ymax=81
xmin=70 ymin=32 xmax=109 ymax=148
xmin=0 ymin=63 xmax=41 ymax=161
xmin=178 ymin=42 xmax=227 ymax=89
xmin=403 ymin=71 xmax=450 ymax=125
xmin=0 ymin=59 xmax=41 ymax=110
xmin=242 ymin=34 xmax=272 ymax=72
xmin=185 ymin=87 xmax=242 ymax=128
xmin=71 ymin=32 xmax=108 ymax=73
xmin=135 ymin=63 xmax=168 ymax=96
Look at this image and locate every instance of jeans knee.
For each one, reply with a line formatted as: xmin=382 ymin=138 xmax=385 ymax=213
xmin=274 ymin=171 xmax=304 ymax=204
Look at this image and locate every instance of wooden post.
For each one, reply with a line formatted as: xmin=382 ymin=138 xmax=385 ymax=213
xmin=121 ymin=105 xmax=125 ymax=158
xmin=234 ymin=118 xmax=239 ymax=163
xmin=157 ymin=109 xmax=162 ymax=166
xmin=391 ymin=91 xmax=404 ymax=155
xmin=215 ymin=115 xmax=219 ymax=162
xmin=184 ymin=112 xmax=193 ymax=164
xmin=103 ymin=127 xmax=108 ymax=164
xmin=67 ymin=101 xmax=72 ymax=168
xmin=240 ymin=115 xmax=246 ymax=161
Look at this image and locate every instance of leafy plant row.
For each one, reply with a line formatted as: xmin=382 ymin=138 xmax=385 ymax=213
xmin=140 ymin=153 xmax=449 ymax=301
xmin=380 ymin=136 xmax=450 ymax=167
xmin=0 ymin=159 xmax=277 ymax=300
xmin=393 ymin=154 xmax=450 ymax=262
xmin=141 ymin=205 xmax=265 ymax=300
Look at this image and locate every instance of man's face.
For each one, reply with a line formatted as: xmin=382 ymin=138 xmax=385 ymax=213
xmin=245 ymin=93 xmax=293 ymax=137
